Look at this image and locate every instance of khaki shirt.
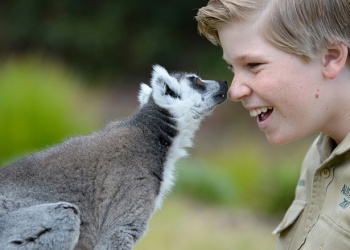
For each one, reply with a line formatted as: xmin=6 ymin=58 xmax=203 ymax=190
xmin=274 ymin=132 xmax=350 ymax=250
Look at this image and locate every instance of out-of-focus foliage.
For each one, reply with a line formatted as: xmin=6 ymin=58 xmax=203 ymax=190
xmin=175 ymin=159 xmax=239 ymax=206
xmin=175 ymin=141 xmax=302 ymax=214
xmin=134 ymin=196 xmax=277 ymax=250
xmin=0 ymin=55 xmax=98 ymax=166
xmin=0 ymin=0 xmax=228 ymax=82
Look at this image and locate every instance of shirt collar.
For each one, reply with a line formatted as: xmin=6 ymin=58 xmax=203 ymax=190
xmin=317 ymin=132 xmax=350 ymax=163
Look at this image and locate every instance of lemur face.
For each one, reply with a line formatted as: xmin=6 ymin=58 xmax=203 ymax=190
xmin=138 ymin=65 xmax=228 ymax=120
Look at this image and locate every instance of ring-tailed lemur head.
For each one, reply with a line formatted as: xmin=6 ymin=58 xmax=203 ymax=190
xmin=138 ymin=65 xmax=228 ymax=120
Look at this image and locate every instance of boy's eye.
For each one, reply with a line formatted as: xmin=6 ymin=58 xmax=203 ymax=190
xmin=247 ymin=63 xmax=261 ymax=69
xmin=227 ymin=65 xmax=234 ymax=73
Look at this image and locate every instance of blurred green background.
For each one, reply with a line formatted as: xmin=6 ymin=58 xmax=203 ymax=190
xmin=0 ymin=1 xmax=317 ymax=249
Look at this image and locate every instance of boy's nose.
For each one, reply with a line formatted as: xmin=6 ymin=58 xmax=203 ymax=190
xmin=228 ymin=75 xmax=252 ymax=102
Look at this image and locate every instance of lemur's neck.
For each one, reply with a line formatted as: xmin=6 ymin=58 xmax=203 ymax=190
xmin=130 ymin=97 xmax=200 ymax=211
xmin=131 ymin=97 xmax=178 ymax=149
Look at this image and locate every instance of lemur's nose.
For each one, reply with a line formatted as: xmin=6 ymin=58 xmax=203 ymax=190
xmin=218 ymin=80 xmax=228 ymax=93
xmin=220 ymin=80 xmax=228 ymax=88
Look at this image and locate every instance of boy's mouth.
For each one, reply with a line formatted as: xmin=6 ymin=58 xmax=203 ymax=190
xmin=249 ymin=106 xmax=274 ymax=121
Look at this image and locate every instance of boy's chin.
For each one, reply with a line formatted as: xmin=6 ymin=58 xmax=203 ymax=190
xmin=265 ymin=133 xmax=299 ymax=146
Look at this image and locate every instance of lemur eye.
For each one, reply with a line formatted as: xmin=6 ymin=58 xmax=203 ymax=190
xmin=196 ymin=78 xmax=202 ymax=84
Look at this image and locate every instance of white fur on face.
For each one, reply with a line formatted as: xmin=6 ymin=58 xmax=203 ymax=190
xmin=139 ymin=65 xmax=221 ymax=120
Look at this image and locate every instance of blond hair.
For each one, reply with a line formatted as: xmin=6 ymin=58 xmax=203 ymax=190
xmin=196 ymin=0 xmax=264 ymax=45
xmin=196 ymin=0 xmax=350 ymax=61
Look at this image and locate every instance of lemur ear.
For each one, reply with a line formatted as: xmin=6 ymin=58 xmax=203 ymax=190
xmin=138 ymin=83 xmax=152 ymax=107
xmin=151 ymin=65 xmax=180 ymax=101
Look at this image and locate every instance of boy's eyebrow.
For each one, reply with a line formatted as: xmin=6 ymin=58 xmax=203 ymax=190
xmin=236 ymin=55 xmax=251 ymax=62
xmin=223 ymin=53 xmax=265 ymax=64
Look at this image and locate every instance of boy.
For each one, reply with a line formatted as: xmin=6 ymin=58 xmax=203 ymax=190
xmin=196 ymin=0 xmax=350 ymax=249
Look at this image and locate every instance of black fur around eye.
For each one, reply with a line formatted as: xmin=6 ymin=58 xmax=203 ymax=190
xmin=188 ymin=76 xmax=204 ymax=85
xmin=188 ymin=76 xmax=197 ymax=83
xmin=188 ymin=76 xmax=205 ymax=92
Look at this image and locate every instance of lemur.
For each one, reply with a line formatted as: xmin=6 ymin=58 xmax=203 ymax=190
xmin=0 ymin=65 xmax=228 ymax=250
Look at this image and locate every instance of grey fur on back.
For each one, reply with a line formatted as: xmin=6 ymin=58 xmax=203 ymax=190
xmin=0 ymin=65 xmax=227 ymax=250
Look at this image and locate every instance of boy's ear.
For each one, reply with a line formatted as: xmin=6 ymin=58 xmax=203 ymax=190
xmin=322 ymin=42 xmax=348 ymax=79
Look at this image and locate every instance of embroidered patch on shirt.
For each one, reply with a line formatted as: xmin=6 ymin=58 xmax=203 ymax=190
xmin=298 ymin=179 xmax=305 ymax=187
xmin=339 ymin=184 xmax=350 ymax=209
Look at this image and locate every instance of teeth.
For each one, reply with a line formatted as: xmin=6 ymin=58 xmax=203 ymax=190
xmin=249 ymin=106 xmax=273 ymax=117
xmin=261 ymin=107 xmax=268 ymax=113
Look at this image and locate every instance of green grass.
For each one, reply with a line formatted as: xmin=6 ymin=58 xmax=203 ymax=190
xmin=135 ymin=195 xmax=278 ymax=250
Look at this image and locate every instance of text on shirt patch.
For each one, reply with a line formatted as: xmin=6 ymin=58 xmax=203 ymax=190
xmin=298 ymin=179 xmax=305 ymax=187
xmin=340 ymin=184 xmax=350 ymax=209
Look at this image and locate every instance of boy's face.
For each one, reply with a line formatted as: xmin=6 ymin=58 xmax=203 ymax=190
xmin=218 ymin=20 xmax=333 ymax=145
